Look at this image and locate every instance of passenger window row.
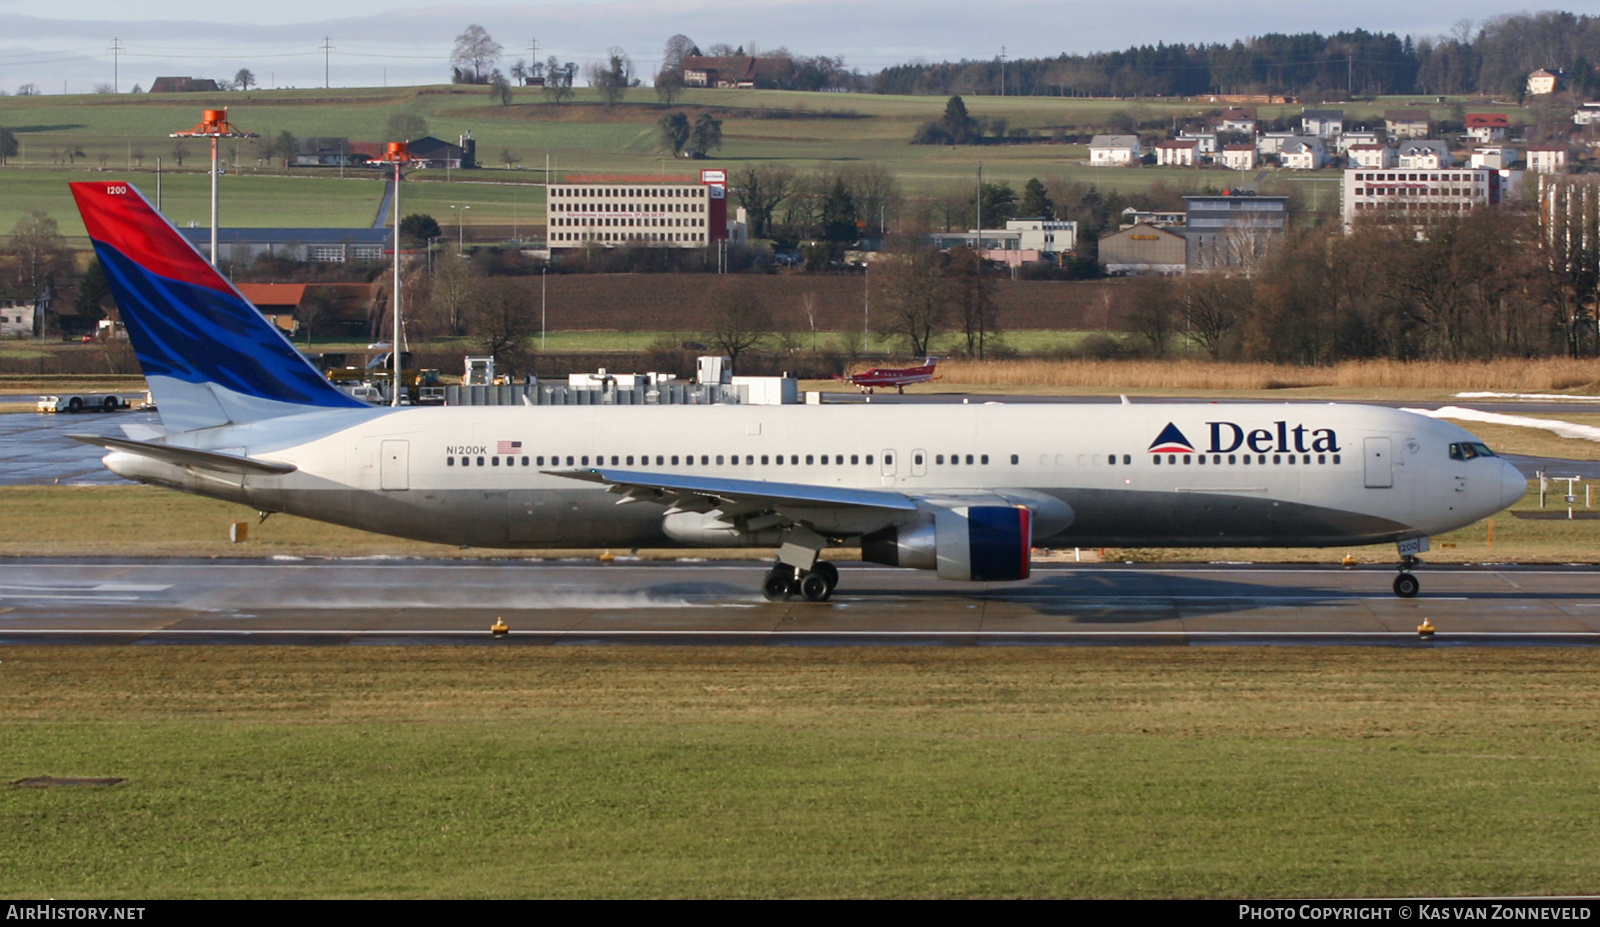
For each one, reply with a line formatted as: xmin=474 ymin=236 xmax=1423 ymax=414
xmin=444 ymin=453 xmax=905 ymax=468
xmin=1145 ymin=453 xmax=1341 ymax=466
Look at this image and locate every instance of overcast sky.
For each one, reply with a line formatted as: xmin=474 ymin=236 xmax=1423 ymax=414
xmin=0 ymin=1 xmax=1555 ymax=94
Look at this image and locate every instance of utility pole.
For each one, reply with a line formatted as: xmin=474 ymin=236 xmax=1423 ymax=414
xmin=108 ymin=38 xmax=123 ymax=93
xmin=1000 ymin=46 xmax=1006 ymax=97
xmin=321 ymin=36 xmax=334 ymax=89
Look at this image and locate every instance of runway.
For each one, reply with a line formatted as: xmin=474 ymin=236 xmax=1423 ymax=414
xmin=4 ymin=558 xmax=1600 ymax=646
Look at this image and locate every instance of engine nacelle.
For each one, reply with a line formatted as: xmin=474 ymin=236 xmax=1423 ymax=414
xmin=861 ymin=505 xmax=1032 ymax=581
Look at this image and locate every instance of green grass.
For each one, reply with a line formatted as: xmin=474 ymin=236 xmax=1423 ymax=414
xmin=3 ymin=646 xmax=1599 ymax=898
xmin=0 ymin=83 xmax=1369 ymax=238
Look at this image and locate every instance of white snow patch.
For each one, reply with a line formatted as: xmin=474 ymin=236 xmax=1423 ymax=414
xmin=1404 ymin=406 xmax=1600 ymax=444
xmin=1454 ymin=391 xmax=1600 ymax=402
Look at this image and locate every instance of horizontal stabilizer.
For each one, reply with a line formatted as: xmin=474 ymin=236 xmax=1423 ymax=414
xmin=69 ymin=434 xmax=297 ymax=476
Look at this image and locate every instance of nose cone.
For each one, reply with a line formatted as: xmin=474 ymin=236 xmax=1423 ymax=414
xmin=1499 ymin=460 xmax=1529 ymax=510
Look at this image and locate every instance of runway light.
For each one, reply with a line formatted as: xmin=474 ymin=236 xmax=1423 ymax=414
xmin=491 ymin=617 xmax=509 ymax=637
xmin=599 ymin=549 xmax=615 ymax=564
xmin=1418 ymin=617 xmax=1436 ymax=638
xmin=1341 ymin=553 xmax=1357 ymax=567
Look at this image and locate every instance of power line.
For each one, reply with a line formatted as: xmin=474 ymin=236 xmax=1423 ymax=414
xmin=108 ymin=38 xmax=123 ymax=93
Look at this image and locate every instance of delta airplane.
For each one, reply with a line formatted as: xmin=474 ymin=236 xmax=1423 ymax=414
xmin=70 ymin=181 xmax=1527 ymax=601
xmin=840 ymin=357 xmax=940 ymax=394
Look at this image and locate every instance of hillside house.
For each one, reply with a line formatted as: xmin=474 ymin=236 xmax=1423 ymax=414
xmin=1217 ymin=108 xmax=1257 ymax=134
xmin=1279 ymin=138 xmax=1327 ymax=170
xmin=1300 ymin=109 xmax=1344 ymax=139
xmin=1154 ymin=139 xmax=1199 ymax=167
xmin=1465 ymin=114 xmax=1510 ymax=143
xmin=1336 ymin=130 xmax=1381 ymax=153
xmin=1397 ymin=140 xmax=1454 ymax=169
xmin=681 ymin=56 xmax=792 ymax=88
xmin=1385 ymin=110 xmax=1432 ymax=139
xmin=1528 ymin=69 xmax=1560 ymax=95
xmin=0 ymin=298 xmax=38 ymax=338
xmin=1220 ymin=144 xmax=1257 ymax=171
xmin=1347 ymin=143 xmax=1395 ymax=170
xmin=1088 ymin=135 xmax=1141 ymax=165
xmin=1469 ymin=146 xmax=1517 ymax=169
xmin=1177 ymin=131 xmax=1217 ymax=155
xmin=1526 ymin=145 xmax=1568 ymax=174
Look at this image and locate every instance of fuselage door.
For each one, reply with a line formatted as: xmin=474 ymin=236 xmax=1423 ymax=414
xmin=1363 ymin=437 xmax=1393 ymax=489
xmin=381 ymin=439 xmax=409 ymax=491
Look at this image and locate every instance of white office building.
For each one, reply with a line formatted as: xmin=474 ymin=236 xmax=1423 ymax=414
xmin=547 ymin=180 xmax=723 ymax=249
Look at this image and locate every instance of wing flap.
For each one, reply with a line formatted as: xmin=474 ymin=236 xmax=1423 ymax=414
xmin=545 ymin=467 xmax=918 ymax=513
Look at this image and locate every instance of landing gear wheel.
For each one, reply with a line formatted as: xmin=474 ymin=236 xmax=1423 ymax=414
xmin=1393 ymin=573 xmax=1420 ymax=598
xmin=811 ymin=561 xmax=839 ymax=593
xmin=763 ymin=569 xmax=795 ymax=602
xmin=799 ymin=572 xmax=831 ymax=602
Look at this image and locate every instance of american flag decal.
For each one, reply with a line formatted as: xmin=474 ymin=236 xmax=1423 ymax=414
xmin=497 ymin=440 xmax=522 ymax=454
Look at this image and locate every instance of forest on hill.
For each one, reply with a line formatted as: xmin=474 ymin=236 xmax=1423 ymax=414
xmin=871 ymin=11 xmax=1600 ymax=100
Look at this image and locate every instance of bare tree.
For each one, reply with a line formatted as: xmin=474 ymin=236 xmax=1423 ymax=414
xmin=946 ymin=246 xmax=999 ymax=358
xmin=657 ymin=34 xmax=698 ymax=103
xmin=706 ymin=280 xmax=771 ymax=373
xmin=488 ymin=69 xmax=512 ymax=106
xmin=427 ymin=249 xmax=479 ymax=337
xmin=585 ymin=47 xmax=634 ymax=105
xmin=543 ymin=58 xmax=577 ymax=103
xmin=1180 ymin=275 xmax=1250 ymax=358
xmin=234 ymin=69 xmax=256 ymax=91
xmin=734 ymin=165 xmax=795 ymax=240
xmin=2 ymin=211 xmax=76 ymax=301
xmin=875 ymin=246 xmax=951 ymax=357
xmin=468 ymin=278 xmax=536 ymax=372
xmin=450 ymin=25 xmax=502 ymax=84
xmin=386 ymin=113 xmax=428 ymax=141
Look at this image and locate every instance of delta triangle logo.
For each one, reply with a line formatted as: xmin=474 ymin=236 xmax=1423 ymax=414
xmin=1148 ymin=422 xmax=1196 ymax=454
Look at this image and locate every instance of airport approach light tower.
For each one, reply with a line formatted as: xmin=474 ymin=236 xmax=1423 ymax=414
xmin=373 ymin=142 xmax=425 ymax=407
xmin=170 ymin=109 xmax=257 ymax=268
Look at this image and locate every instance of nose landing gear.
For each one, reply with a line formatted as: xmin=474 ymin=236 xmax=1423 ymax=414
xmin=1392 ymin=537 xmax=1429 ymax=598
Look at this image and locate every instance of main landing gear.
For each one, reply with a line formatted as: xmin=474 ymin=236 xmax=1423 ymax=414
xmin=763 ymin=560 xmax=839 ymax=602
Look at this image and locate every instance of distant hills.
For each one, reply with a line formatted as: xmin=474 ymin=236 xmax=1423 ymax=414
xmin=872 ymin=11 xmax=1600 ymax=100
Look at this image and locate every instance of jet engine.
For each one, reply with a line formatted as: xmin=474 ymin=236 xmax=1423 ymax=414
xmin=860 ymin=505 xmax=1033 ymax=581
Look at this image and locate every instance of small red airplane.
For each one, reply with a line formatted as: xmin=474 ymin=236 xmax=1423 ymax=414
xmin=839 ymin=357 xmax=941 ymax=394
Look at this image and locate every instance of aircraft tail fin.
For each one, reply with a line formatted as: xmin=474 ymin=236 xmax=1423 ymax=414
xmin=70 ymin=181 xmax=367 ymax=433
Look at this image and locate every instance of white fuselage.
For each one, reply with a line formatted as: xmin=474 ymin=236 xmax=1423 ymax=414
xmin=104 ymin=401 xmax=1526 ymax=551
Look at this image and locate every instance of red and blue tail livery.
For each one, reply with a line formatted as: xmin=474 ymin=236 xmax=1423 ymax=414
xmin=71 ymin=182 xmax=366 ymax=433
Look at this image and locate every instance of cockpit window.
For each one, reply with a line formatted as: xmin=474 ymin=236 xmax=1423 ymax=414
xmin=1449 ymin=442 xmax=1497 ymax=460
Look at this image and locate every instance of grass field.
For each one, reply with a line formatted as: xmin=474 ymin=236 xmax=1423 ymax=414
xmin=1 ymin=83 xmax=1365 ymax=237
xmin=3 ymin=646 xmax=1599 ymax=898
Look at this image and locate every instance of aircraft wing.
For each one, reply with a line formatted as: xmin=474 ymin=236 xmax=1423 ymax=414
xmin=69 ymin=434 xmax=298 ymax=476
xmin=546 ymin=467 xmax=918 ymax=518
